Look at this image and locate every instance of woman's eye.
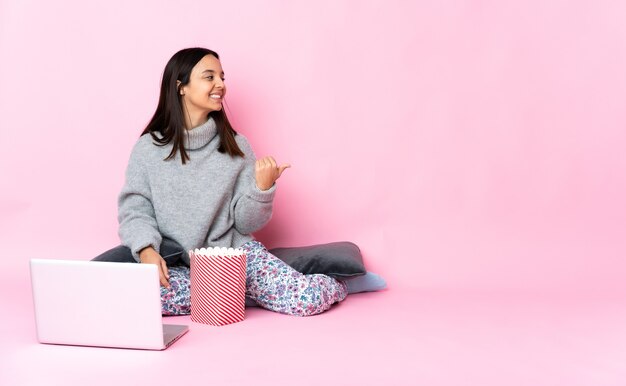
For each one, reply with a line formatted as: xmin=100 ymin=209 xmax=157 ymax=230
xmin=206 ymin=76 xmax=214 ymax=80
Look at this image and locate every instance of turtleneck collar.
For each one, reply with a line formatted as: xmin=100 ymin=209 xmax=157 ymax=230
xmin=184 ymin=116 xmax=218 ymax=150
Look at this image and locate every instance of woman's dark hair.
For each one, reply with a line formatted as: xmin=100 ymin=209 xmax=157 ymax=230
xmin=142 ymin=47 xmax=244 ymax=164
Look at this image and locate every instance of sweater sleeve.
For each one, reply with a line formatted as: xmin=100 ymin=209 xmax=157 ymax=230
xmin=117 ymin=142 xmax=162 ymax=262
xmin=231 ymin=136 xmax=276 ymax=235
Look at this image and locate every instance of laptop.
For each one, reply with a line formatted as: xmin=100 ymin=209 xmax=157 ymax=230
xmin=30 ymin=259 xmax=189 ymax=350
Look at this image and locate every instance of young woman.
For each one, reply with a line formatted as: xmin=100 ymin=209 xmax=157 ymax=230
xmin=92 ymin=47 xmax=348 ymax=317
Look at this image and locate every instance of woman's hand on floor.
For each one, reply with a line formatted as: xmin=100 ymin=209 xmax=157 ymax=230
xmin=139 ymin=247 xmax=170 ymax=289
xmin=255 ymin=156 xmax=290 ymax=191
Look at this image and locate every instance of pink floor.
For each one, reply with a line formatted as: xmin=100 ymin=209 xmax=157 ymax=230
xmin=2 ymin=265 xmax=626 ymax=386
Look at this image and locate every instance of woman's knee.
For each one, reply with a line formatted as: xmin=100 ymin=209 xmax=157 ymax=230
xmin=287 ymin=288 xmax=328 ymax=317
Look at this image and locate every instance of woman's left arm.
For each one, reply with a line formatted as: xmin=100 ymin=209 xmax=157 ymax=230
xmin=231 ymin=137 xmax=289 ymax=235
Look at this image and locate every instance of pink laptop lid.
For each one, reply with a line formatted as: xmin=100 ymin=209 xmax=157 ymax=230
xmin=30 ymin=259 xmax=181 ymax=350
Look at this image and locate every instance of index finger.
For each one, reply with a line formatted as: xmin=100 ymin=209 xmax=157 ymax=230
xmin=159 ymin=271 xmax=170 ymax=289
xmin=161 ymin=259 xmax=170 ymax=279
xmin=159 ymin=265 xmax=170 ymax=288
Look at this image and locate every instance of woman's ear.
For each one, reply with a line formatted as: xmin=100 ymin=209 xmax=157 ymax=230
xmin=177 ymin=80 xmax=185 ymax=96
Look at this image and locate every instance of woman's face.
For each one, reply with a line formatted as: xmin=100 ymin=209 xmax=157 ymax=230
xmin=180 ymin=54 xmax=226 ymax=116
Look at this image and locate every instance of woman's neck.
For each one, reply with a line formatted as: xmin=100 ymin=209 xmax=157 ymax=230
xmin=183 ymin=106 xmax=209 ymax=130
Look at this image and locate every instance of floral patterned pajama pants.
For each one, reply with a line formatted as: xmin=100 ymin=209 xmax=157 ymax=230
xmin=161 ymin=240 xmax=348 ymax=317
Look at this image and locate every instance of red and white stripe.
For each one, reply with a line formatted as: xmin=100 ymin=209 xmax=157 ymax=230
xmin=189 ymin=248 xmax=247 ymax=326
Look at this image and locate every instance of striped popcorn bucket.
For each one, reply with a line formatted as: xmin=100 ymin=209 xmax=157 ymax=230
xmin=189 ymin=247 xmax=247 ymax=326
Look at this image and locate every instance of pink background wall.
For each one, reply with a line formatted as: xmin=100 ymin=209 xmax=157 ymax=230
xmin=1 ymin=0 xmax=625 ymax=293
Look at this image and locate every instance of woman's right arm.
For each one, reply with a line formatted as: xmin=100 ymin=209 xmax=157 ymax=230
xmin=117 ymin=145 xmax=170 ymax=287
xmin=117 ymin=144 xmax=163 ymax=263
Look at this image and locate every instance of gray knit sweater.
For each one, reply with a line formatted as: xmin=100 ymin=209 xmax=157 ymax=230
xmin=117 ymin=117 xmax=276 ymax=263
